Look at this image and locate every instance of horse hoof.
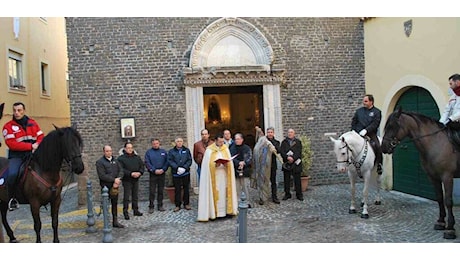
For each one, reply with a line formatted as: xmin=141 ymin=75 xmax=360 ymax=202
xmin=349 ymin=209 xmax=357 ymax=214
xmin=443 ymin=230 xmax=456 ymax=239
xmin=360 ymin=202 xmax=364 ymax=207
xmin=374 ymin=201 xmax=381 ymax=205
xmin=361 ymin=213 xmax=369 ymax=219
xmin=9 ymin=239 xmax=19 ymax=243
xmin=434 ymin=223 xmax=446 ymax=230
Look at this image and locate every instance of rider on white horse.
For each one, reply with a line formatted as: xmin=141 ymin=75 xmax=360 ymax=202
xmin=351 ymin=94 xmax=383 ymax=175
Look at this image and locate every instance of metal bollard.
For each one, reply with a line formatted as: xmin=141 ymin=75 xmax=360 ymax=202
xmin=85 ymin=180 xmax=97 ymax=233
xmin=237 ymin=191 xmax=248 ymax=243
xmin=101 ymin=186 xmax=113 ymax=243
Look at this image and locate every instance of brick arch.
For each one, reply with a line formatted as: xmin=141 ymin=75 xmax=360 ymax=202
xmin=189 ymin=17 xmax=274 ymax=68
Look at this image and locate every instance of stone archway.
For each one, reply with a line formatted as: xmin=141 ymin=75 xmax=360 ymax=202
xmin=183 ymin=17 xmax=285 ymax=188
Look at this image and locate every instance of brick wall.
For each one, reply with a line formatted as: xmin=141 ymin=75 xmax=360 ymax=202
xmin=66 ymin=17 xmax=364 ymax=201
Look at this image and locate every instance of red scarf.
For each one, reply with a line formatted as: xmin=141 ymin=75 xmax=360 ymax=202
xmin=454 ymin=87 xmax=460 ymax=96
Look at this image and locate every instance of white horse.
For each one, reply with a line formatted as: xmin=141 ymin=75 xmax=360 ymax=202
xmin=330 ymin=130 xmax=382 ymax=218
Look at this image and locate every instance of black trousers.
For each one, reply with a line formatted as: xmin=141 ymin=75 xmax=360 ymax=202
xmin=149 ymin=173 xmax=165 ymax=208
xmin=110 ymin=193 xmax=119 ymax=218
xmin=173 ymin=174 xmax=190 ymax=207
xmin=283 ymin=170 xmax=301 ymax=198
xmin=270 ymin=165 xmax=278 ymax=199
xmin=368 ymin=133 xmax=383 ymax=166
xmin=122 ymin=180 xmax=140 ymax=212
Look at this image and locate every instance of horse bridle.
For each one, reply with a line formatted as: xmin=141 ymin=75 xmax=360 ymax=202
xmin=336 ymin=137 xmax=369 ymax=178
xmin=383 ymin=127 xmax=445 ymax=151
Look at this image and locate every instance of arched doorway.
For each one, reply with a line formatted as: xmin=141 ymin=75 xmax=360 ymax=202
xmin=392 ymin=87 xmax=440 ymax=200
xmin=204 ymin=85 xmax=263 ymax=148
xmin=183 ymin=18 xmax=286 ymax=188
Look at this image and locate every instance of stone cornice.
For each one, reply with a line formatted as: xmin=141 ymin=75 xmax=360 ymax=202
xmin=183 ymin=65 xmax=285 ymax=87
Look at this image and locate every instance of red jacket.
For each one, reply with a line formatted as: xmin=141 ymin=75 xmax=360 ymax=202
xmin=2 ymin=117 xmax=44 ymax=158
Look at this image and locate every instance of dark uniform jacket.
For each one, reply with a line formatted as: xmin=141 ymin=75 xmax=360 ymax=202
xmin=96 ymin=156 xmax=123 ymax=189
xmin=280 ymin=137 xmax=303 ymax=174
xmin=117 ymin=151 xmax=145 ymax=182
xmin=167 ymin=146 xmax=192 ymax=178
xmin=351 ymin=106 xmax=382 ymax=135
xmin=229 ymin=143 xmax=252 ymax=178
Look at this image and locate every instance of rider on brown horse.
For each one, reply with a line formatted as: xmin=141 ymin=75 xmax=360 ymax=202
xmin=2 ymin=102 xmax=44 ymax=210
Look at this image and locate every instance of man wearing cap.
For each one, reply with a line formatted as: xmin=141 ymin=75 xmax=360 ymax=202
xmin=440 ymin=74 xmax=460 ymax=130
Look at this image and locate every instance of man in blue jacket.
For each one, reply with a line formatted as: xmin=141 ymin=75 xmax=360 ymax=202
xmin=145 ymin=138 xmax=169 ymax=213
xmin=168 ymin=137 xmax=192 ymax=212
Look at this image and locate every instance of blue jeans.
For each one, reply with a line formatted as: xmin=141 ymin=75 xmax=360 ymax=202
xmin=7 ymin=157 xmax=23 ymax=186
xmin=196 ymin=166 xmax=201 ymax=185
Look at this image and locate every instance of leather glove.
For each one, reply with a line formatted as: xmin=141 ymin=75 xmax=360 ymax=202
xmin=359 ymin=129 xmax=367 ymax=136
xmin=445 ymin=118 xmax=453 ymax=127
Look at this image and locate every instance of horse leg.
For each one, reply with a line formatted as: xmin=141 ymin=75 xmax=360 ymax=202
xmin=432 ymin=180 xmax=447 ymax=230
xmin=360 ymin=173 xmax=370 ymax=219
xmin=0 ymin=201 xmax=17 ymax=243
xmin=29 ymin=201 xmax=42 ymax=243
xmin=51 ymin=195 xmax=61 ymax=243
xmin=442 ymin=178 xmax=456 ymax=239
xmin=374 ymin=172 xmax=382 ymax=205
xmin=348 ymin=172 xmax=357 ymax=214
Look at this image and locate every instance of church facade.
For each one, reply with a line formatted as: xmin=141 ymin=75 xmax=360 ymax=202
xmin=66 ymin=17 xmax=365 ymax=194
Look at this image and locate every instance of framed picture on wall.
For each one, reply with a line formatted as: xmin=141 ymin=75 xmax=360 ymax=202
xmin=120 ymin=117 xmax=135 ymax=139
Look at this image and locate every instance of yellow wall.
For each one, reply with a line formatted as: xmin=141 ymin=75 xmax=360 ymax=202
xmin=364 ymin=17 xmax=460 ymax=188
xmin=0 ymin=17 xmax=70 ymax=157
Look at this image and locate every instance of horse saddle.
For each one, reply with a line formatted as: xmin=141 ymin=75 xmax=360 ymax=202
xmin=446 ymin=128 xmax=460 ymax=152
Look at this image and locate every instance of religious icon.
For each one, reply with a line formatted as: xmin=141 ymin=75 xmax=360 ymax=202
xmin=120 ymin=117 xmax=135 ymax=139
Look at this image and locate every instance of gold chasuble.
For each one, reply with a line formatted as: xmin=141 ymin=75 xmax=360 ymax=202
xmin=197 ymin=143 xmax=238 ymax=222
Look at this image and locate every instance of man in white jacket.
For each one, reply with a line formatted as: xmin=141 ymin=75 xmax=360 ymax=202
xmin=440 ymin=74 xmax=460 ymax=129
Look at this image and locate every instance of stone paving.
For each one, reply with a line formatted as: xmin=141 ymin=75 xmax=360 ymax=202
xmin=3 ymin=182 xmax=460 ymax=243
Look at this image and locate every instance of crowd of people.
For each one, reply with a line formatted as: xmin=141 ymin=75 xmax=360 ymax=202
xmin=3 ymin=73 xmax=460 ymax=227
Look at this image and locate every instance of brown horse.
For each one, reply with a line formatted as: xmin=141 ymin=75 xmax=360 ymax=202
xmin=381 ymin=107 xmax=459 ymax=239
xmin=0 ymin=124 xmax=84 ymax=243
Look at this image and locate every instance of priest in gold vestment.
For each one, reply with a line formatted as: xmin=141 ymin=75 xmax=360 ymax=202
xmin=197 ymin=134 xmax=238 ymax=221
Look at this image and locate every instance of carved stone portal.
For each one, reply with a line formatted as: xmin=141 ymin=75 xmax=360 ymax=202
xmin=183 ymin=17 xmax=285 ymax=189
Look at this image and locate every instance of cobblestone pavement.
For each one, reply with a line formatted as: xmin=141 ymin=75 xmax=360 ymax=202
xmin=3 ymin=182 xmax=460 ymax=243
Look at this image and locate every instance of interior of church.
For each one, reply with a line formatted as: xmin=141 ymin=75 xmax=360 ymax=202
xmin=203 ymin=86 xmax=263 ymax=148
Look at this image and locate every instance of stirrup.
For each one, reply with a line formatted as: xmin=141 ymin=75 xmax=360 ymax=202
xmin=8 ymin=198 xmax=19 ymax=211
xmin=377 ymin=163 xmax=383 ymax=175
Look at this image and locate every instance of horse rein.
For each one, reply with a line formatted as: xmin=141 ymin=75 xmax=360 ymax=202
xmin=384 ymin=127 xmax=445 ymax=151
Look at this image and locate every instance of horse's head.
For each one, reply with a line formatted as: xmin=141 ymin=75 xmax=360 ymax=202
xmin=381 ymin=107 xmax=405 ymax=154
xmin=330 ymin=135 xmax=350 ymax=173
xmin=55 ymin=125 xmax=84 ymax=174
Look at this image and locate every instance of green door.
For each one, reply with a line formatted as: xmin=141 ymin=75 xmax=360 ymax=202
xmin=392 ymin=87 xmax=440 ymax=200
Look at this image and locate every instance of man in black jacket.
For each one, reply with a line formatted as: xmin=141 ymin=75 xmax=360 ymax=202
xmin=266 ymin=127 xmax=281 ymax=204
xmin=351 ymin=94 xmax=383 ymax=175
xmin=96 ymin=145 xmax=125 ymax=228
xmin=280 ymin=128 xmax=303 ymax=201
xmin=230 ymin=133 xmax=253 ymax=206
xmin=118 ymin=142 xmax=145 ymax=220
